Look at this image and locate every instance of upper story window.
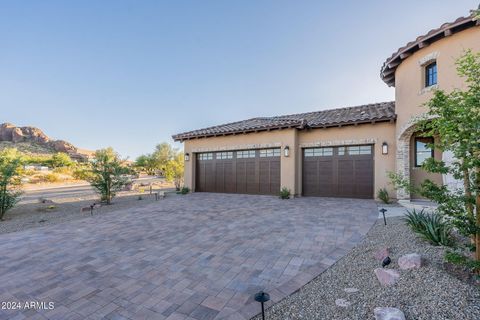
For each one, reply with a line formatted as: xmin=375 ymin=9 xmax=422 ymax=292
xmin=415 ymin=137 xmax=434 ymax=167
xmin=425 ymin=62 xmax=437 ymax=87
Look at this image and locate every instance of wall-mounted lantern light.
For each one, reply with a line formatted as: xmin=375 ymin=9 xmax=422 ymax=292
xmin=184 ymin=153 xmax=190 ymax=161
xmin=284 ymin=146 xmax=290 ymax=157
xmin=382 ymin=142 xmax=388 ymax=155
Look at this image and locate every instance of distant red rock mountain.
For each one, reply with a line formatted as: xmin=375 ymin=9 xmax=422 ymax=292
xmin=0 ymin=123 xmax=94 ymax=160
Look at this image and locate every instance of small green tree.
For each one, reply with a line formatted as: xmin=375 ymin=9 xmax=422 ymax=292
xmin=0 ymin=148 xmax=23 ymax=220
xmin=134 ymin=154 xmax=157 ymax=175
xmin=49 ymin=152 xmax=74 ymax=168
xmin=87 ymin=148 xmax=130 ymax=205
xmin=164 ymin=151 xmax=184 ymax=190
xmin=152 ymin=143 xmax=176 ymax=174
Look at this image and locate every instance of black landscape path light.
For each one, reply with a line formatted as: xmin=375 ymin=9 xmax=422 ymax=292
xmin=382 ymin=256 xmax=391 ymax=268
xmin=380 ymin=208 xmax=387 ymax=225
xmin=254 ymin=291 xmax=270 ymax=320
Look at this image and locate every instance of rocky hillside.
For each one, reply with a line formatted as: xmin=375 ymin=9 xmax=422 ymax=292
xmin=0 ymin=123 xmax=94 ymax=160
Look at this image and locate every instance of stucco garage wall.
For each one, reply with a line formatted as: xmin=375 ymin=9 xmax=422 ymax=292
xmin=183 ymin=121 xmax=396 ymax=199
xmin=183 ymin=129 xmax=298 ymax=193
xmin=298 ymin=122 xmax=397 ymax=198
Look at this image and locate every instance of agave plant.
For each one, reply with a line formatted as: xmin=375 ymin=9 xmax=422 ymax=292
xmin=404 ymin=209 xmax=453 ymax=246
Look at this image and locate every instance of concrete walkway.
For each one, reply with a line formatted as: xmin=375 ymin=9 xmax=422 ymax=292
xmin=0 ymin=194 xmax=377 ymax=320
xmin=377 ymin=200 xmax=438 ymax=219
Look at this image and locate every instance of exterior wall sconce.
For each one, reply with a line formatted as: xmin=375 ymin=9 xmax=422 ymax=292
xmin=284 ymin=146 xmax=290 ymax=157
xmin=184 ymin=153 xmax=190 ymax=161
xmin=382 ymin=142 xmax=388 ymax=155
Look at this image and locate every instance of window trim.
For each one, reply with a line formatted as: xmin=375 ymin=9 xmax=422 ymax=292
xmin=424 ymin=61 xmax=437 ymax=88
xmin=414 ymin=137 xmax=434 ymax=167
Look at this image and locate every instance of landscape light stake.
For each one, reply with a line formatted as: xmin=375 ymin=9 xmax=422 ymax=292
xmin=382 ymin=256 xmax=391 ymax=268
xmin=380 ymin=208 xmax=387 ymax=225
xmin=90 ymin=203 xmax=95 ymax=216
xmin=254 ymin=291 xmax=270 ymax=320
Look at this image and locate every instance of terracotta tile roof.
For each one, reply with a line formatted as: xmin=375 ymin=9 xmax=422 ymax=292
xmin=172 ymin=101 xmax=396 ymax=141
xmin=381 ymin=14 xmax=479 ymax=86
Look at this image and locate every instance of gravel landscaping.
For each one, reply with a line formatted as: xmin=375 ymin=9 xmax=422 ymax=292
xmin=254 ymin=215 xmax=480 ymax=320
xmin=0 ymin=190 xmax=176 ymax=235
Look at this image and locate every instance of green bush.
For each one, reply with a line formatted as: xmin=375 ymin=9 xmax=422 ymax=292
xmin=445 ymin=250 xmax=480 ymax=272
xmin=279 ymin=187 xmax=291 ymax=199
xmin=377 ymin=187 xmax=390 ymax=204
xmin=180 ymin=187 xmax=190 ymax=195
xmin=404 ymin=209 xmax=453 ymax=246
xmin=72 ymin=167 xmax=93 ymax=181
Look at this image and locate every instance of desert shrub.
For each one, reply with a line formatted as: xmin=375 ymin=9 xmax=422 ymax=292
xmin=53 ymin=166 xmax=73 ymax=175
xmin=44 ymin=173 xmax=61 ymax=183
xmin=377 ymin=187 xmax=390 ymax=204
xmin=279 ymin=187 xmax=291 ymax=199
xmin=48 ymin=152 xmax=73 ymax=168
xmin=22 ymin=154 xmax=51 ymax=166
xmin=0 ymin=148 xmax=23 ymax=220
xmin=72 ymin=167 xmax=93 ymax=181
xmin=404 ymin=209 xmax=453 ymax=246
xmin=445 ymin=250 xmax=480 ymax=272
xmin=23 ymin=169 xmax=37 ymax=176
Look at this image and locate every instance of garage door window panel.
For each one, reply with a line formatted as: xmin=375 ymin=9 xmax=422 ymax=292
xmin=237 ymin=150 xmax=256 ymax=158
xmin=198 ymin=153 xmax=213 ymax=160
xmin=217 ymin=152 xmax=233 ymax=160
xmin=259 ymin=148 xmax=281 ymax=157
xmin=304 ymin=147 xmax=333 ymax=157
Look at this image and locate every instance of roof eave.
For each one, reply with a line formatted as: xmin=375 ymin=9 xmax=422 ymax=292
xmin=380 ymin=15 xmax=478 ymax=86
xmin=172 ymin=115 xmax=397 ymax=142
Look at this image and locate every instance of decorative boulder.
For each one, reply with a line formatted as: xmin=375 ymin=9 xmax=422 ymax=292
xmin=374 ymin=247 xmax=390 ymax=261
xmin=374 ymin=307 xmax=406 ymax=320
xmin=374 ymin=268 xmax=400 ymax=286
xmin=398 ymin=253 xmax=422 ymax=270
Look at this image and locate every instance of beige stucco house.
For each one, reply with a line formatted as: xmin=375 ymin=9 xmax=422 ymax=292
xmin=173 ymin=12 xmax=480 ymax=201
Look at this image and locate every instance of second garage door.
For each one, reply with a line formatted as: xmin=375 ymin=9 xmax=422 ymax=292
xmin=196 ymin=148 xmax=281 ymax=195
xmin=302 ymin=145 xmax=374 ymax=199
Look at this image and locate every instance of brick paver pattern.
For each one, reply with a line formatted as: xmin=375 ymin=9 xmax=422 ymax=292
xmin=0 ymin=193 xmax=377 ymax=320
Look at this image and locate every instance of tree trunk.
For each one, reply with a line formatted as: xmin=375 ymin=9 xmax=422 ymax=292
xmin=0 ymin=185 xmax=6 ymax=220
xmin=475 ymin=168 xmax=480 ymax=261
xmin=464 ymin=169 xmax=475 ymax=247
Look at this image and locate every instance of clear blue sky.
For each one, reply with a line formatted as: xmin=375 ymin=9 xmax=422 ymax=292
xmin=1 ymin=1 xmax=477 ymax=159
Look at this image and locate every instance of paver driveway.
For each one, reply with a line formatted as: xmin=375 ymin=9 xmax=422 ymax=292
xmin=0 ymin=193 xmax=377 ymax=320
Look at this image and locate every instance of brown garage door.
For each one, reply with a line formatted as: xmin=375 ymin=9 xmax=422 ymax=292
xmin=196 ymin=148 xmax=281 ymax=195
xmin=302 ymin=145 xmax=374 ymax=199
